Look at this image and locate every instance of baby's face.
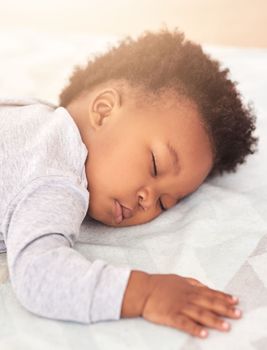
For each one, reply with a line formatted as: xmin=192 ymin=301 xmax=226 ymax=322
xmin=67 ymin=88 xmax=213 ymax=227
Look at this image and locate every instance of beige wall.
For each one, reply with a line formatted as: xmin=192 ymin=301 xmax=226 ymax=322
xmin=0 ymin=0 xmax=267 ymax=47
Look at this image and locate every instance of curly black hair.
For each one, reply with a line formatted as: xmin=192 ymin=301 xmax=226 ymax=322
xmin=59 ymin=27 xmax=258 ymax=178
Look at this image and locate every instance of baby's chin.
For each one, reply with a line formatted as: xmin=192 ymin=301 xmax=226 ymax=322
xmin=100 ymin=219 xmax=134 ymax=227
xmin=86 ymin=211 xmax=123 ymax=227
xmin=99 ymin=217 xmax=154 ymax=228
xmin=92 ymin=215 xmax=139 ymax=228
xmin=87 ymin=208 xmax=155 ymax=227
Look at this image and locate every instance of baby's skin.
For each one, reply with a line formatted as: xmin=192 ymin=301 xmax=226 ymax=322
xmin=121 ymin=271 xmax=241 ymax=338
xmin=66 ymin=83 xmax=242 ymax=337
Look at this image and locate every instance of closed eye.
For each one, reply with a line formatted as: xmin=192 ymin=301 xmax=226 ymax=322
xmin=152 ymin=152 xmax=166 ymax=211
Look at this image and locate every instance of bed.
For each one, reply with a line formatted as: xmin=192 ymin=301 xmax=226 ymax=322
xmin=0 ymin=29 xmax=266 ymax=350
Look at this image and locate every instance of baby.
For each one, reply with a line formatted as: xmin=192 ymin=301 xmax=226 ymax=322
xmin=0 ymin=28 xmax=258 ymax=339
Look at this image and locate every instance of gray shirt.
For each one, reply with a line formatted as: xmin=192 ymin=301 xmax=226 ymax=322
xmin=0 ymin=97 xmax=131 ymax=323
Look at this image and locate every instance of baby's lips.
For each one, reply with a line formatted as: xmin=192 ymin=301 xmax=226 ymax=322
xmin=121 ymin=206 xmax=133 ymax=219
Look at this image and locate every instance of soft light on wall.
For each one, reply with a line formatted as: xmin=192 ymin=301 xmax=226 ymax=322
xmin=0 ymin=0 xmax=266 ymax=47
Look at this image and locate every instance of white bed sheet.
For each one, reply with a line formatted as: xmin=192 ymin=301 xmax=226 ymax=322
xmin=0 ymin=30 xmax=266 ymax=350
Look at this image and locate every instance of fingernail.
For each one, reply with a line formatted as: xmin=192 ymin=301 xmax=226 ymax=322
xmin=222 ymin=322 xmax=230 ymax=330
xmin=231 ymin=296 xmax=239 ymax=302
xmin=234 ymin=309 xmax=242 ymax=317
xmin=200 ymin=329 xmax=208 ymax=338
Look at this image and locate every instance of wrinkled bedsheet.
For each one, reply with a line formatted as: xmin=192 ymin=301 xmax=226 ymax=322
xmin=0 ymin=30 xmax=266 ymax=350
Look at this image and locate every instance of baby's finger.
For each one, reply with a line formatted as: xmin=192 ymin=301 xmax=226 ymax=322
xmin=186 ymin=278 xmax=239 ymax=305
xmin=193 ymin=295 xmax=242 ymax=319
xmin=169 ymin=314 xmax=208 ymax=338
xmin=182 ymin=304 xmax=231 ymax=332
xmin=202 ymin=287 xmax=239 ymax=305
xmin=186 ymin=277 xmax=207 ymax=288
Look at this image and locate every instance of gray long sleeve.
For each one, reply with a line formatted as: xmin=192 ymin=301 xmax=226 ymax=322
xmin=0 ymin=97 xmax=132 ymax=324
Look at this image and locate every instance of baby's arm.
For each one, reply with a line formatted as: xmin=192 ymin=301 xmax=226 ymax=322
xmin=3 ymin=175 xmax=242 ymax=336
xmin=3 ymin=176 xmax=131 ymax=323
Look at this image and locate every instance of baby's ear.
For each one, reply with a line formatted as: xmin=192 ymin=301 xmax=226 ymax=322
xmin=96 ymin=103 xmax=111 ymax=117
xmin=92 ymin=89 xmax=121 ymax=111
xmin=90 ymin=88 xmax=121 ymax=128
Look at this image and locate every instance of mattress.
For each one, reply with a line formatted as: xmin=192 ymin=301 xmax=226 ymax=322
xmin=0 ymin=30 xmax=266 ymax=350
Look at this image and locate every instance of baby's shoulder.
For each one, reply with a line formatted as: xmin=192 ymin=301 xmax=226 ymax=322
xmin=0 ymin=97 xmax=88 ymax=187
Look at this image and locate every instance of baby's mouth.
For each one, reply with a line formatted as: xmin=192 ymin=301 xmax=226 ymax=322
xmin=113 ymin=200 xmax=133 ymax=223
xmin=120 ymin=204 xmax=133 ymax=219
xmin=114 ymin=200 xmax=123 ymax=223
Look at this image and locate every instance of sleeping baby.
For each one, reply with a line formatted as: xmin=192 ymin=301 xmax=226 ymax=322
xmin=0 ymin=28 xmax=258 ymax=339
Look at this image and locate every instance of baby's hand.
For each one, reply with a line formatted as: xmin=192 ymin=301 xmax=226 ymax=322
xmin=142 ymin=274 xmax=241 ymax=338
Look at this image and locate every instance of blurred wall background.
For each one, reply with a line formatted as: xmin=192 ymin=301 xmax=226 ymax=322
xmin=0 ymin=0 xmax=266 ymax=47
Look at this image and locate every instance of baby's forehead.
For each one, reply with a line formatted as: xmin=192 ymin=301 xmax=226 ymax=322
xmin=140 ymin=94 xmax=201 ymax=124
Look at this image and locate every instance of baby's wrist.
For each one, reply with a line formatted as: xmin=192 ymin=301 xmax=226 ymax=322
xmin=121 ymin=270 xmax=151 ymax=318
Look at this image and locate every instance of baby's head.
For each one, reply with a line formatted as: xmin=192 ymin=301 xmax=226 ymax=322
xmin=59 ymin=28 xmax=258 ymax=227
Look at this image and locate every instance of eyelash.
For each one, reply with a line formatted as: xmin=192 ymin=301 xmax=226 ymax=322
xmin=152 ymin=152 xmax=166 ymax=211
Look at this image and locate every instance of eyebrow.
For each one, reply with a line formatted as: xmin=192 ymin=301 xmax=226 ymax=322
xmin=166 ymin=142 xmax=180 ymax=175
